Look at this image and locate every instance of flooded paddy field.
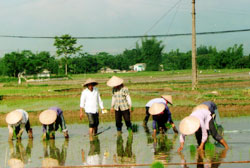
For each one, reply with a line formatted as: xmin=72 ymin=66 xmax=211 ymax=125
xmin=1 ymin=117 xmax=250 ymax=167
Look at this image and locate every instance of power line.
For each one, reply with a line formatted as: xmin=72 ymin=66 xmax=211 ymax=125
xmin=0 ymin=28 xmax=250 ymax=40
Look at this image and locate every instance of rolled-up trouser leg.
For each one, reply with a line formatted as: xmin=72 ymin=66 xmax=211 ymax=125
xmin=209 ymin=118 xmax=223 ymax=142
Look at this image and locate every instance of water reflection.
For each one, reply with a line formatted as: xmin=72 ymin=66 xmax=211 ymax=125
xmin=82 ymin=136 xmax=105 ymax=166
xmin=153 ymin=134 xmax=177 ymax=164
xmin=42 ymin=139 xmax=68 ymax=167
xmin=8 ymin=140 xmax=33 ymax=168
xmin=143 ymin=125 xmax=154 ymax=144
xmin=179 ymin=148 xmax=228 ymax=168
xmin=113 ymin=135 xmax=136 ymax=165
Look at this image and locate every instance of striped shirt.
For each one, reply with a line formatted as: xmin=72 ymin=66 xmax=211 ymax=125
xmin=111 ymin=87 xmax=131 ymax=111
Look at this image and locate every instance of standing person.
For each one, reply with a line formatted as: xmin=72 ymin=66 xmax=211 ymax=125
xmin=6 ymin=109 xmax=33 ymax=141
xmin=39 ymin=107 xmax=69 ymax=140
xmin=149 ymin=102 xmax=178 ymax=137
xmin=143 ymin=95 xmax=175 ymax=126
xmin=178 ymin=104 xmax=229 ymax=152
xmin=80 ymin=78 xmax=106 ymax=136
xmin=107 ymin=76 xmax=132 ymax=135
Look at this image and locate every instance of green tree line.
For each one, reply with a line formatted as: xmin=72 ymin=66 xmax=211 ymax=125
xmin=0 ymin=37 xmax=250 ymax=77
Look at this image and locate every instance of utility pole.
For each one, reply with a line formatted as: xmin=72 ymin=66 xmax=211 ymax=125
xmin=192 ymin=0 xmax=198 ymax=90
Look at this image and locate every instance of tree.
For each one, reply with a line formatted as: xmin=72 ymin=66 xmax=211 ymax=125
xmin=138 ymin=37 xmax=164 ymax=71
xmin=54 ymin=34 xmax=82 ymax=75
xmin=3 ymin=52 xmax=27 ymax=77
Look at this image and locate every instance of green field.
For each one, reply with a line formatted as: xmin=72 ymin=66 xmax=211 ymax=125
xmin=0 ymin=69 xmax=250 ymax=126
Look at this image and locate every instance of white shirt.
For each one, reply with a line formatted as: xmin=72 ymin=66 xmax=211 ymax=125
xmin=8 ymin=109 xmax=29 ymax=133
xmin=180 ymin=108 xmax=212 ymax=143
xmin=80 ymin=87 xmax=104 ymax=113
xmin=145 ymin=98 xmax=166 ymax=107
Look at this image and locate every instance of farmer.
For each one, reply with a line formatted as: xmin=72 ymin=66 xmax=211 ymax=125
xmin=6 ymin=109 xmax=33 ymax=141
xmin=80 ymin=78 xmax=106 ymax=136
xmin=148 ymin=101 xmax=178 ymax=137
xmin=39 ymin=107 xmax=69 ymax=140
xmin=178 ymin=104 xmax=229 ymax=152
xmin=107 ymin=76 xmax=132 ymax=135
xmin=143 ymin=95 xmax=176 ymax=126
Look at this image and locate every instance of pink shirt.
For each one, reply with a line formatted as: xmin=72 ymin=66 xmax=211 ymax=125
xmin=180 ymin=108 xmax=212 ymax=143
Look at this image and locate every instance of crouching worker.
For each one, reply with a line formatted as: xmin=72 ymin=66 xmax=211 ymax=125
xmin=178 ymin=104 xmax=229 ymax=152
xmin=149 ymin=102 xmax=178 ymax=137
xmin=6 ymin=109 xmax=33 ymax=141
xmin=143 ymin=95 xmax=175 ymax=126
xmin=39 ymin=107 xmax=69 ymax=140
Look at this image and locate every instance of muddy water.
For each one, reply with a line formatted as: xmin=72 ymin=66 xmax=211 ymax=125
xmin=0 ymin=117 xmax=250 ymax=168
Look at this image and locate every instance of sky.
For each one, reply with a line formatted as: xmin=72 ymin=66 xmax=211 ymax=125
xmin=0 ymin=0 xmax=250 ymax=57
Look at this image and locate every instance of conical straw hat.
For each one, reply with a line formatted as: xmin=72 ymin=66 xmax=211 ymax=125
xmin=161 ymin=95 xmax=173 ymax=105
xmin=107 ymin=76 xmax=124 ymax=87
xmin=149 ymin=103 xmax=165 ymax=115
xmin=39 ymin=110 xmax=57 ymax=125
xmin=8 ymin=158 xmax=24 ymax=168
xmin=42 ymin=158 xmax=59 ymax=167
xmin=179 ymin=116 xmax=200 ymax=135
xmin=83 ymin=78 xmax=98 ymax=87
xmin=6 ymin=110 xmax=23 ymax=125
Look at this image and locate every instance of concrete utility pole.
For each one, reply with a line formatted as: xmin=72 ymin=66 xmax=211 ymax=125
xmin=192 ymin=0 xmax=198 ymax=90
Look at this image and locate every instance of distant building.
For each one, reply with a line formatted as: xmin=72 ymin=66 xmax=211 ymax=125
xmin=37 ymin=69 xmax=50 ymax=78
xmin=100 ymin=67 xmax=121 ymax=73
xmin=133 ymin=63 xmax=146 ymax=72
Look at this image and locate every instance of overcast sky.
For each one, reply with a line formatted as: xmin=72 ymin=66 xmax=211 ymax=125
xmin=0 ymin=0 xmax=250 ymax=56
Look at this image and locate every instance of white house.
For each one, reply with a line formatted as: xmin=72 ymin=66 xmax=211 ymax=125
xmin=37 ymin=69 xmax=50 ymax=78
xmin=133 ymin=63 xmax=146 ymax=72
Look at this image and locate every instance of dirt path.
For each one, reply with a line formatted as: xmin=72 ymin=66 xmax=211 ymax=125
xmin=24 ymin=71 xmax=250 ymax=85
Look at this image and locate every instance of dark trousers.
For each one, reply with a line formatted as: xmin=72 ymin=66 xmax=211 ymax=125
xmin=143 ymin=107 xmax=150 ymax=124
xmin=15 ymin=119 xmax=31 ymax=135
xmin=86 ymin=113 xmax=99 ymax=128
xmin=195 ymin=118 xmax=223 ymax=145
xmin=115 ymin=109 xmax=132 ymax=131
xmin=46 ymin=114 xmax=67 ymax=132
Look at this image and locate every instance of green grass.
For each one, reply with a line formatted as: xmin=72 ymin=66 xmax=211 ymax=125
xmin=0 ymin=69 xmax=249 ymax=115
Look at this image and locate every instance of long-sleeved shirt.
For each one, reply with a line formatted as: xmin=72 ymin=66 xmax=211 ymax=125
xmin=8 ymin=109 xmax=29 ymax=133
xmin=80 ymin=87 xmax=104 ymax=113
xmin=145 ymin=98 xmax=166 ymax=107
xmin=111 ymin=87 xmax=131 ymax=111
xmin=43 ymin=107 xmax=67 ymax=133
xmin=180 ymin=108 xmax=212 ymax=143
xmin=152 ymin=105 xmax=173 ymax=129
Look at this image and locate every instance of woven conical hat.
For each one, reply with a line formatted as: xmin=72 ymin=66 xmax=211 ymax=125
xmin=39 ymin=110 xmax=57 ymax=125
xmin=42 ymin=158 xmax=59 ymax=167
xmin=179 ymin=116 xmax=200 ymax=135
xmin=107 ymin=76 xmax=124 ymax=87
xmin=149 ymin=103 xmax=165 ymax=115
xmin=6 ymin=110 xmax=23 ymax=125
xmin=8 ymin=158 xmax=24 ymax=168
xmin=161 ymin=95 xmax=173 ymax=105
xmin=83 ymin=78 xmax=98 ymax=87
